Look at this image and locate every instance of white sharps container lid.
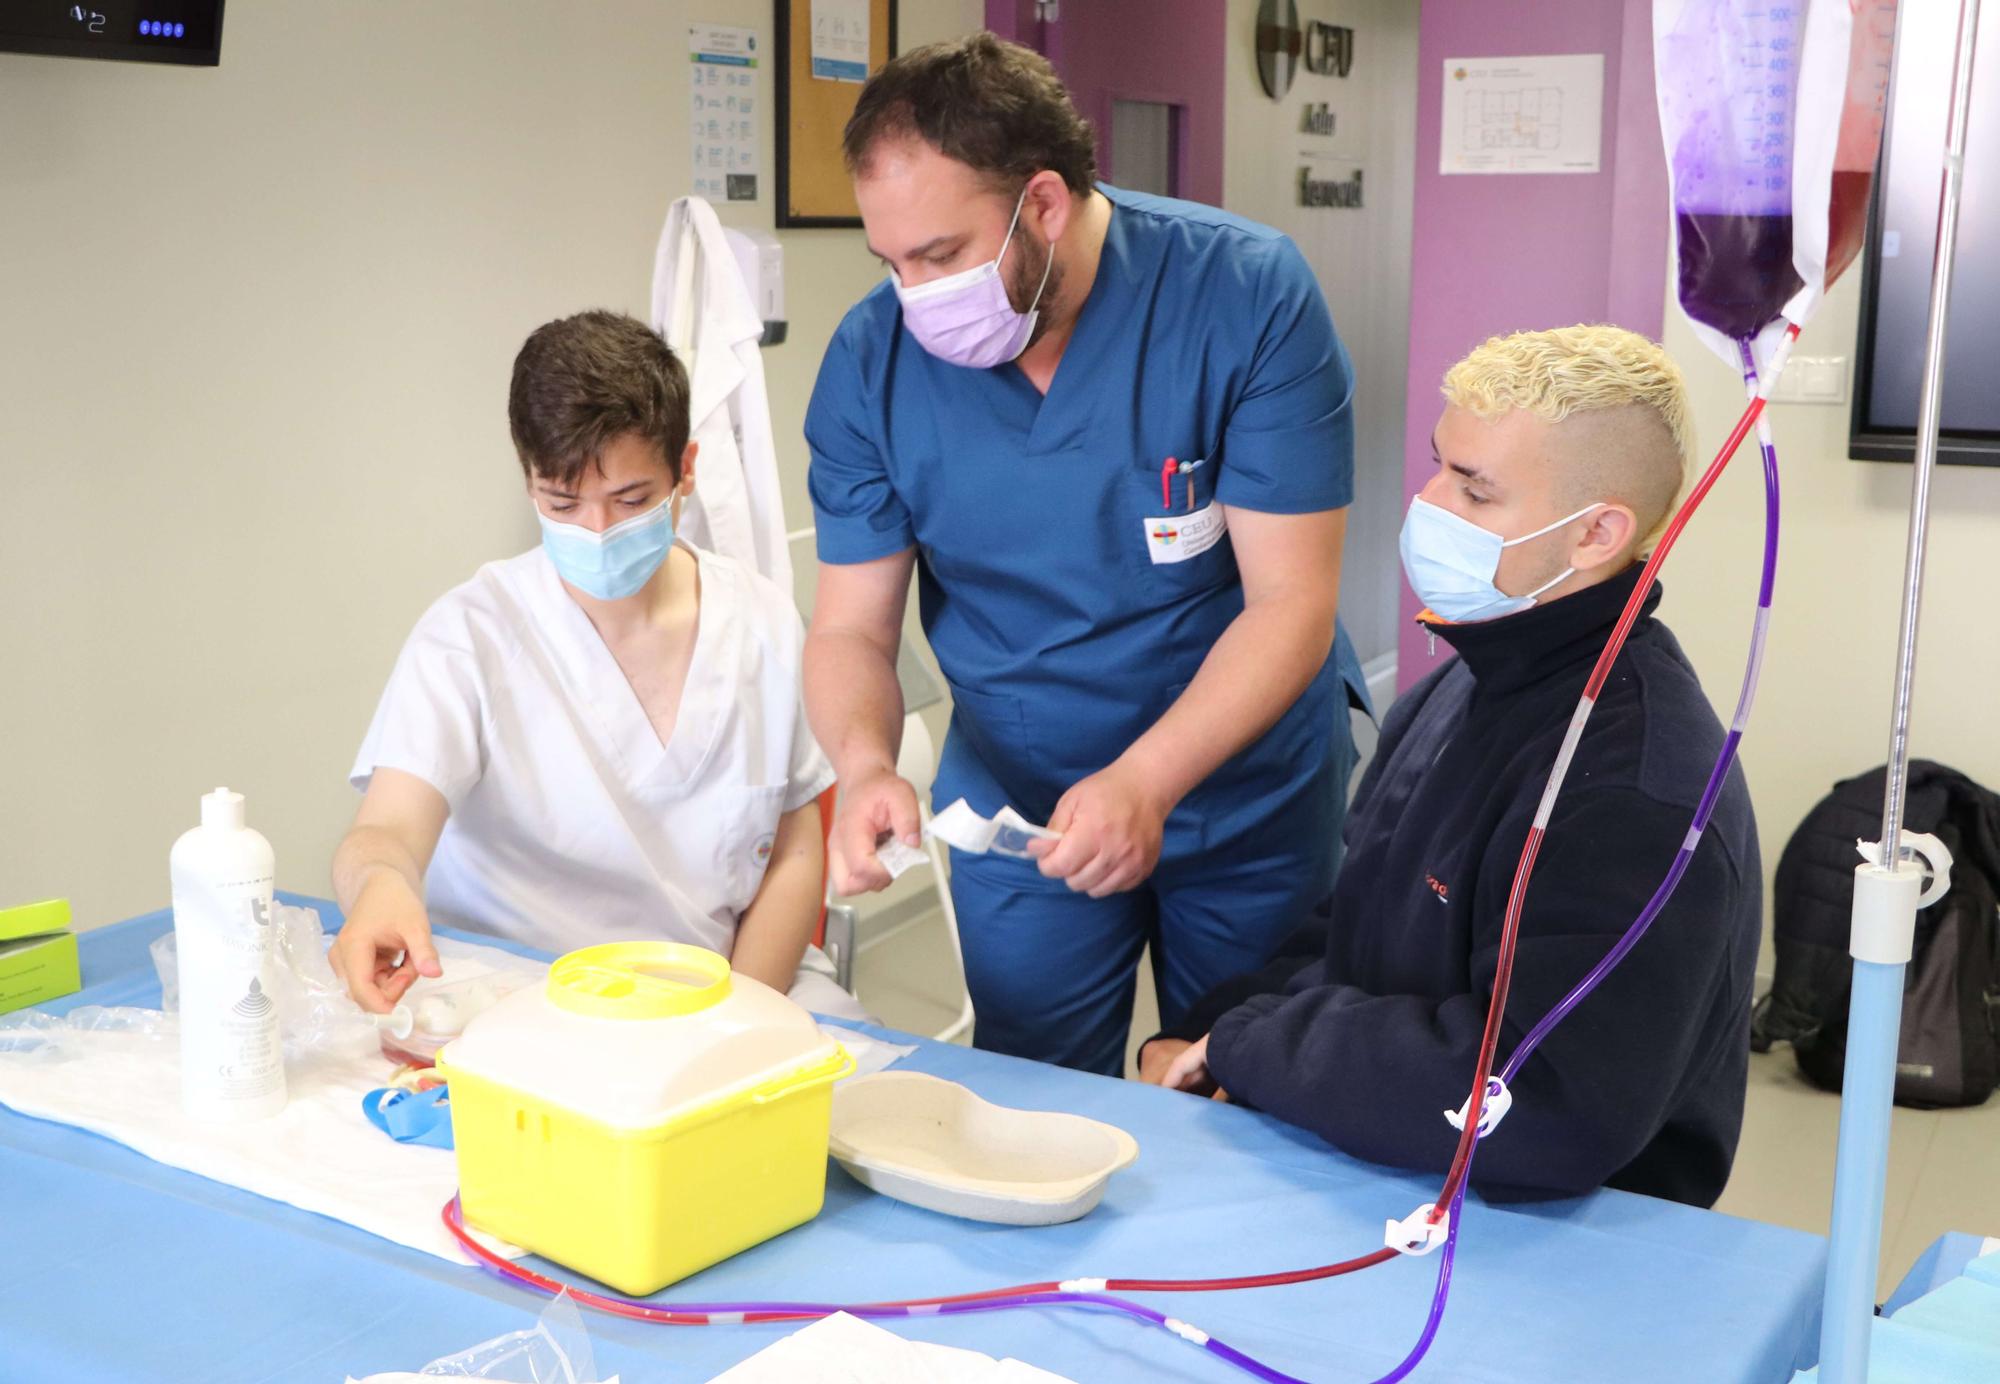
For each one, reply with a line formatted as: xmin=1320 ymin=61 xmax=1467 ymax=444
xmin=439 ymin=941 xmax=843 ymax=1130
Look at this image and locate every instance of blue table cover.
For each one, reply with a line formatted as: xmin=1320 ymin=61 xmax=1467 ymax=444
xmin=0 ymin=898 xmax=1827 ymax=1383
xmin=1881 ymin=1231 xmax=1992 ymax=1318
xmin=1793 ymin=1233 xmax=2000 ymax=1383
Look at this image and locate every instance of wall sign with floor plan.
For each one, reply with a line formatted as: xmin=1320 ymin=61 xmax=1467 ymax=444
xmin=1439 ymin=53 xmax=1604 ymax=175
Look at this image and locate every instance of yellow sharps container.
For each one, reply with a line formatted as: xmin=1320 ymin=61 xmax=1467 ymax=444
xmin=436 ymin=941 xmax=853 ymax=1295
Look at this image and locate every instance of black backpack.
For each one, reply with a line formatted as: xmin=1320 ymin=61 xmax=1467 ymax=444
xmin=1752 ymin=760 xmax=2000 ymax=1108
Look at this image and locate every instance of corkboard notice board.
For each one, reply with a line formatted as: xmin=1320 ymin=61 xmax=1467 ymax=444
xmin=774 ymin=0 xmax=898 ymax=227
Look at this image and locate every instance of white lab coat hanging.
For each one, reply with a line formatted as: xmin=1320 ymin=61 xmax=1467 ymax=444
xmin=651 ymin=196 xmax=793 ymax=594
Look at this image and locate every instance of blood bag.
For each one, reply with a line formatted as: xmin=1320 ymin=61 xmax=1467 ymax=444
xmin=1794 ymin=0 xmax=1900 ymax=308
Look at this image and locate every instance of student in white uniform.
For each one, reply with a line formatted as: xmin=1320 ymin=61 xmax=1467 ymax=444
xmin=329 ymin=310 xmax=864 ymax=1020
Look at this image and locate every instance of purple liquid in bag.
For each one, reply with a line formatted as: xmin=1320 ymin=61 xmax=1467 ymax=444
xmin=1657 ymin=0 xmax=1809 ymax=343
xmin=1674 ymin=212 xmax=1805 ymax=342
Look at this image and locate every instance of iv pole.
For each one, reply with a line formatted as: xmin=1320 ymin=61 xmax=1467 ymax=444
xmin=1817 ymin=0 xmax=1982 ymax=1379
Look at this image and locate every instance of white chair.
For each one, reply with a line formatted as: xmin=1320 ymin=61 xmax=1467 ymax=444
xmin=821 ymin=709 xmax=974 ymax=1044
xmin=894 ymin=711 xmax=974 ymax=1043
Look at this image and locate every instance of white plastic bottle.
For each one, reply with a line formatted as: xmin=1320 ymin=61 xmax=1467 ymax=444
xmin=171 ymin=787 xmax=287 ymax=1120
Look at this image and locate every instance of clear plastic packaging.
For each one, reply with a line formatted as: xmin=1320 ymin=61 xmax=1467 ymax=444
xmin=151 ymin=903 xmax=540 ymax=1065
xmin=154 ymin=901 xmax=379 ymax=1060
xmin=344 ymin=1292 xmax=611 ymax=1384
xmin=378 ymin=974 xmax=523 ymax=1066
xmin=0 ymin=1003 xmax=178 ymax=1065
xmin=4 ymin=909 xmax=541 ymax=1073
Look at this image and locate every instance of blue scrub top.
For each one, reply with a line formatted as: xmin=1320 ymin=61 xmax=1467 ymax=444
xmin=807 ymin=184 xmax=1370 ymax=856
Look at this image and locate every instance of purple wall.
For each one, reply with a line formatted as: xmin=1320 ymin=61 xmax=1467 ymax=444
xmin=985 ymin=0 xmax=1227 ymax=207
xmin=984 ymin=0 xmax=1040 ymax=49
xmin=1398 ymin=0 xmax=1669 ymax=689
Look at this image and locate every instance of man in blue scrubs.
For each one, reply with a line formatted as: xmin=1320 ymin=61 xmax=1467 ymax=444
xmin=803 ymin=35 xmax=1369 ymax=1075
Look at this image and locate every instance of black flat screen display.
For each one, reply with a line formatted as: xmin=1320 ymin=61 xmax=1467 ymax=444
xmin=1 ymin=1 xmax=223 ymax=66
xmin=1852 ymin=2 xmax=1998 ymax=466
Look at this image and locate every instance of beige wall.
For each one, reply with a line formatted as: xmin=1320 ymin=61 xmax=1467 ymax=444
xmin=1221 ymin=0 xmax=1418 ymax=673
xmin=0 ymin=1 xmax=982 ymax=929
xmin=1661 ymin=271 xmax=2000 ymax=919
xmin=29 ymin=5 xmax=1966 ymax=945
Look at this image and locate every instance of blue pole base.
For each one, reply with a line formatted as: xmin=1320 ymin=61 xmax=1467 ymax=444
xmin=1815 ymin=959 xmax=1908 ymax=1384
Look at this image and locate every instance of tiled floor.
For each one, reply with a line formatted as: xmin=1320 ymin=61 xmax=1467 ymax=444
xmin=1714 ymin=1042 xmax=2000 ymax=1297
xmin=852 ymin=903 xmax=2000 ymax=1300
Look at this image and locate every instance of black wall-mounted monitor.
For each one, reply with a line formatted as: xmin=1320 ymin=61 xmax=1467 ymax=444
xmin=1852 ymin=2 xmax=1998 ymax=467
xmin=1 ymin=1 xmax=224 ymax=66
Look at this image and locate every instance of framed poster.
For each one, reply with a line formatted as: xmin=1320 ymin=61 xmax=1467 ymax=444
xmin=775 ymin=0 xmax=899 ymax=227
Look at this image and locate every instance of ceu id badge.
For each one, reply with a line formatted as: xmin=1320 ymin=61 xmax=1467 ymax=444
xmin=1144 ymin=455 xmax=1226 ymax=565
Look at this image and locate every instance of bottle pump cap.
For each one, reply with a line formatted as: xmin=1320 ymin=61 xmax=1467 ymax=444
xmin=200 ymin=787 xmax=246 ymax=831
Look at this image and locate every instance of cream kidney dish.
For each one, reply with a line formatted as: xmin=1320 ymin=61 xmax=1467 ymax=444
xmin=828 ymin=1071 xmax=1139 ymax=1226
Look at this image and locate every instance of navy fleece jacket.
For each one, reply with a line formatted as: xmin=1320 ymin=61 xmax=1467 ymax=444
xmin=1161 ymin=566 xmax=1760 ymax=1207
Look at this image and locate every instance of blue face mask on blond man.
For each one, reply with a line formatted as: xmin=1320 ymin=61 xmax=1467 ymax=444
xmin=1398 ymin=496 xmax=1606 ymax=623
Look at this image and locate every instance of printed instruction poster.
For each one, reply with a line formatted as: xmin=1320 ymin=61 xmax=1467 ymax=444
xmin=810 ymin=0 xmax=869 ymax=83
xmin=690 ymin=23 xmax=759 ymax=202
xmin=1439 ymin=53 xmax=1604 ymax=175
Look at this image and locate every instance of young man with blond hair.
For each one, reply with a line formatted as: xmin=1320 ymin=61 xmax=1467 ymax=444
xmin=1140 ymin=325 xmax=1760 ymax=1209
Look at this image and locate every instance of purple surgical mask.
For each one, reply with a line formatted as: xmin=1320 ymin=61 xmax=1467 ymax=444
xmin=893 ymin=187 xmax=1054 ymax=369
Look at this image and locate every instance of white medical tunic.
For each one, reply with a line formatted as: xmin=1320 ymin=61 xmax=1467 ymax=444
xmin=350 ymin=543 xmax=851 ymax=1007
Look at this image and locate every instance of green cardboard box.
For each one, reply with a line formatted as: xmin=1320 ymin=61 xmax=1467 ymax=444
xmin=0 ymin=899 xmax=80 ymax=1017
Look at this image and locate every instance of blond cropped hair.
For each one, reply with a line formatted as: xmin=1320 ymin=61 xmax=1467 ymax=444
xmin=1442 ymin=325 xmax=1693 ymax=544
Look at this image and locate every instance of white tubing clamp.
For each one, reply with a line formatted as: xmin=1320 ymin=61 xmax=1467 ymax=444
xmin=1386 ymin=1202 xmax=1451 ymax=1256
xmin=1851 ymin=831 xmax=1954 ymax=965
xmin=1443 ymin=1076 xmax=1512 ymax=1138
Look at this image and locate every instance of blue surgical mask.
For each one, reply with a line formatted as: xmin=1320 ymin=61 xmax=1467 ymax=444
xmin=1399 ymin=495 xmax=1603 ymax=623
xmin=536 ymin=499 xmax=675 ymax=601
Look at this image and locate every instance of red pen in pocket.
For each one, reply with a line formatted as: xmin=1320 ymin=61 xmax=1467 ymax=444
xmin=1161 ymin=456 xmax=1177 ymax=511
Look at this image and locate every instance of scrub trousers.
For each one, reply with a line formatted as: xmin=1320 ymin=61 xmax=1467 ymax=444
xmin=947 ymin=716 xmax=1359 ymax=1077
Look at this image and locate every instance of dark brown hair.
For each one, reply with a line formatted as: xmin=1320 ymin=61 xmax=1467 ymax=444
xmin=507 ymin=311 xmax=690 ymax=488
xmin=842 ymin=33 xmax=1097 ymax=196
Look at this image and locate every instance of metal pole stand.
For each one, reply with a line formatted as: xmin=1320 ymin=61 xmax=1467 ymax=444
xmin=1813 ymin=0 xmax=1981 ymax=1379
